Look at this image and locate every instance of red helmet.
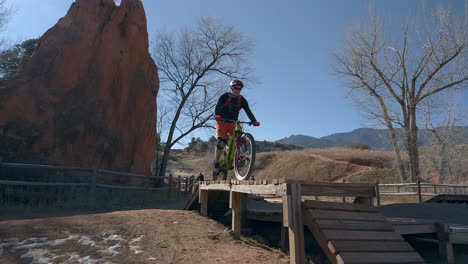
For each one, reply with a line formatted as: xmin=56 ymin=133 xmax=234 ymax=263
xmin=230 ymin=80 xmax=244 ymax=88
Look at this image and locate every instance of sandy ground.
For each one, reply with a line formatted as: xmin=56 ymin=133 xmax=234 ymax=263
xmin=0 ymin=201 xmax=289 ymax=264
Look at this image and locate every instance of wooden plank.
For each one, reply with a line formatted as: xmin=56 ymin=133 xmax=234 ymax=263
xmin=231 ymin=183 xmax=287 ymax=196
xmin=306 ymin=209 xmax=386 ymax=222
xmin=283 ymin=183 xmax=306 ymax=264
xmin=301 ymin=184 xmax=375 ymax=197
xmin=393 ymin=223 xmax=438 ymax=234
xmin=450 ymin=233 xmax=468 ymax=244
xmin=328 ymin=241 xmax=414 ymax=254
xmin=199 ymin=183 xmax=232 ymax=191
xmin=316 ymin=219 xmax=394 ymax=231
xmin=287 ymin=180 xmax=374 ymax=188
xmin=322 ymin=230 xmax=404 ymax=241
xmin=303 ymin=200 xmax=378 ymax=212
xmin=337 ymin=252 xmax=425 ymax=264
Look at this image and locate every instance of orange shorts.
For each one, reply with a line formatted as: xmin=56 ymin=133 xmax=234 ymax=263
xmin=216 ymin=120 xmax=235 ymax=139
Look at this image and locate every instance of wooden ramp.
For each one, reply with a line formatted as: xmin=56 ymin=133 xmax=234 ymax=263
xmin=184 ymin=184 xmax=199 ymax=210
xmin=302 ymin=200 xmax=425 ymax=264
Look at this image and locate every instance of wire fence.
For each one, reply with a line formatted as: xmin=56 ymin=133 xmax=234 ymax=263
xmin=0 ymin=162 xmax=196 ymax=208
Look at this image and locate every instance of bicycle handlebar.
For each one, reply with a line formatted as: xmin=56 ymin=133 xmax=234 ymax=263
xmin=216 ymin=117 xmax=256 ymax=126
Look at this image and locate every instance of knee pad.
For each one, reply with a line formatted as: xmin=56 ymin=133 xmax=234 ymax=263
xmin=216 ymin=138 xmax=227 ymax=150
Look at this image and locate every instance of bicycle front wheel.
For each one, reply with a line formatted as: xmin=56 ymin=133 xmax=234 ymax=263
xmin=234 ymin=133 xmax=256 ymax=180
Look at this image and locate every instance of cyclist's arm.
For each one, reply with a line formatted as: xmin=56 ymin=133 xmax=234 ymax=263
xmin=241 ymin=97 xmax=257 ymax=122
xmin=214 ymin=93 xmax=228 ymax=116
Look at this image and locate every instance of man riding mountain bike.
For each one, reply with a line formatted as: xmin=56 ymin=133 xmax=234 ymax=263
xmin=213 ymin=80 xmax=260 ymax=177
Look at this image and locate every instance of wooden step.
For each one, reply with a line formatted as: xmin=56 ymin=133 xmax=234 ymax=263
xmin=337 ymin=252 xmax=425 ymax=264
xmin=316 ymin=219 xmax=394 ymax=231
xmin=321 ymin=230 xmax=404 ymax=241
xmin=328 ymin=241 xmax=415 ymax=254
xmin=303 ymin=200 xmax=378 ymax=212
xmin=306 ymin=209 xmax=386 ymax=221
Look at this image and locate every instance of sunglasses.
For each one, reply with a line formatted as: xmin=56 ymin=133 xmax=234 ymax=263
xmin=232 ymin=87 xmax=242 ymax=90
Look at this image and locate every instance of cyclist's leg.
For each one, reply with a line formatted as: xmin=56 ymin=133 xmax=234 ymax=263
xmin=213 ymin=122 xmax=235 ymax=172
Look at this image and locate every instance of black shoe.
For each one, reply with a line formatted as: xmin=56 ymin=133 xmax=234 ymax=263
xmin=213 ymin=162 xmax=220 ymax=174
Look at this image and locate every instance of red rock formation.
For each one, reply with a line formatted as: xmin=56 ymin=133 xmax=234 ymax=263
xmin=0 ymin=0 xmax=158 ymax=174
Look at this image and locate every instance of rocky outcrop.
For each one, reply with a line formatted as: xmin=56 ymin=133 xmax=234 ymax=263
xmin=0 ymin=0 xmax=158 ymax=174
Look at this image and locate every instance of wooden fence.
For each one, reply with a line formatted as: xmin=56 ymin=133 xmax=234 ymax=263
xmin=376 ymin=179 xmax=468 ymax=205
xmin=0 ymin=162 xmax=196 ymax=207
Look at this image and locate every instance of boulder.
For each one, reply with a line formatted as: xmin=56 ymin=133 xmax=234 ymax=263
xmin=0 ymin=0 xmax=158 ymax=174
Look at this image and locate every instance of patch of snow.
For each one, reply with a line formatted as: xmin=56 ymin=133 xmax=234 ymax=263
xmin=129 ymin=235 xmax=145 ymax=255
xmin=65 ymin=254 xmax=102 ymax=264
xmin=20 ymin=249 xmax=51 ymax=264
xmin=103 ymin=234 xmax=123 ymax=244
xmin=12 ymin=234 xmax=77 ymax=250
xmin=0 ymin=238 xmax=19 ymax=249
xmin=78 ymin=236 xmax=97 ymax=247
xmin=49 ymin=234 xmax=78 ymax=246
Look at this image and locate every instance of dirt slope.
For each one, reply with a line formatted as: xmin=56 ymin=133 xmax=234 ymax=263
xmin=0 ymin=208 xmax=288 ymax=264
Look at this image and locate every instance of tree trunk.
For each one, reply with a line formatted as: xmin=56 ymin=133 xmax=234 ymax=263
xmin=407 ymin=106 xmax=420 ymax=182
xmin=388 ymin=126 xmax=407 ymax=182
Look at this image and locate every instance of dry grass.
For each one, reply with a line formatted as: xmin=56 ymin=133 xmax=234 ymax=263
xmin=304 ymin=148 xmax=396 ymax=168
xmin=254 ymin=150 xmax=355 ymax=182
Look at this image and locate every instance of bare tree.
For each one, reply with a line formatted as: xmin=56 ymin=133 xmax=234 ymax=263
xmin=421 ymin=91 xmax=467 ymax=183
xmin=0 ymin=0 xmax=13 ymax=49
xmin=152 ymin=17 xmax=254 ymax=176
xmin=334 ymin=5 xmax=467 ymax=182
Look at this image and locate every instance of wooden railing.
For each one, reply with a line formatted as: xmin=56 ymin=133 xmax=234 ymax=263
xmin=0 ymin=162 xmax=196 ymax=207
xmin=376 ymin=179 xmax=468 ymax=204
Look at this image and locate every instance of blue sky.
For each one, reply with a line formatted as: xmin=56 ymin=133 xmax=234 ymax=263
xmin=4 ymin=0 xmax=467 ymax=146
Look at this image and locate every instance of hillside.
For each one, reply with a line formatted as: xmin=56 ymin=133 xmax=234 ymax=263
xmin=166 ymin=143 xmax=468 ymax=185
xmin=279 ymin=126 xmax=468 ymax=150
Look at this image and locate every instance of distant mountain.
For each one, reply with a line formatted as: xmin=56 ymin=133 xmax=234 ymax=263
xmin=277 ymin=135 xmax=335 ymax=149
xmin=278 ymin=126 xmax=468 ymax=151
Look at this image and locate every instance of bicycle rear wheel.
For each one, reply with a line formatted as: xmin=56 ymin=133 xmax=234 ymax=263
xmin=234 ymin=133 xmax=256 ymax=180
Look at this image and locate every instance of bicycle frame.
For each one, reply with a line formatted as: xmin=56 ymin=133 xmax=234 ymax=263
xmin=221 ymin=121 xmax=243 ymax=171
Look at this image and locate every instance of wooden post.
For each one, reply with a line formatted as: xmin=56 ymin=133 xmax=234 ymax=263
xmin=89 ymin=166 xmax=97 ymax=209
xmin=177 ymin=176 xmax=182 ymax=200
xmin=417 ymin=179 xmax=422 ymax=203
xmin=283 ymin=183 xmax=305 ymax=264
xmin=184 ymin=177 xmax=189 ymax=193
xmin=199 ymin=189 xmax=208 ymax=216
xmin=189 ymin=176 xmax=194 ymax=193
xmin=375 ymin=181 xmax=381 ymax=206
xmin=280 ymin=223 xmax=289 ymax=253
xmin=433 ymin=184 xmax=437 ymax=194
xmin=167 ymin=174 xmax=173 ymax=199
xmin=230 ymin=191 xmax=246 ymax=238
xmin=436 ymin=222 xmax=454 ymax=264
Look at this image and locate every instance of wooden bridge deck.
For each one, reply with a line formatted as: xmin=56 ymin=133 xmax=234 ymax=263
xmin=185 ymin=179 xmax=465 ymax=264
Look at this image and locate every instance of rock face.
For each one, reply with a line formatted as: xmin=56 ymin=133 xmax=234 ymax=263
xmin=0 ymin=0 xmax=158 ymax=174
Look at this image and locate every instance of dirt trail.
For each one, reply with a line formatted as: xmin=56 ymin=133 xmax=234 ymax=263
xmin=0 ymin=208 xmax=289 ymax=264
xmin=307 ymin=153 xmax=374 ymax=182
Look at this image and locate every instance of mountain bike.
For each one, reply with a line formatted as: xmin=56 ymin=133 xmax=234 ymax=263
xmin=214 ymin=119 xmax=257 ymax=181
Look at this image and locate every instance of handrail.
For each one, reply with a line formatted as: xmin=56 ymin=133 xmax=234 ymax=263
xmin=0 ymin=180 xmax=89 ymax=187
xmin=0 ymin=162 xmax=169 ymax=179
xmin=0 ymin=162 xmax=93 ymax=172
xmin=379 ymin=182 xmax=468 ymax=188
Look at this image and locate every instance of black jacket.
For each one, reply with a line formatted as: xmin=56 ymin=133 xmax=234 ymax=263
xmin=214 ymin=92 xmax=257 ymax=122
